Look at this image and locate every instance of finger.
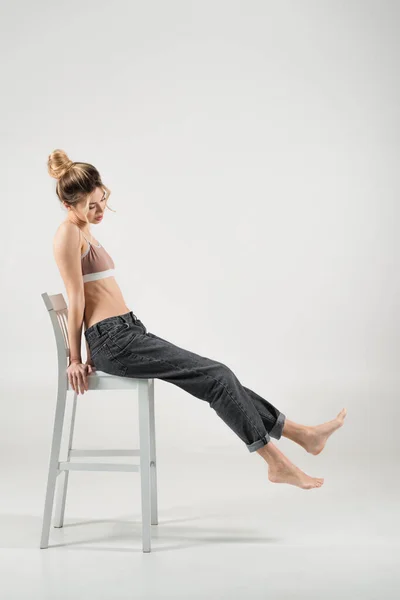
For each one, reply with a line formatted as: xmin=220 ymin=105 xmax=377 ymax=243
xmin=71 ymin=373 xmax=77 ymax=394
xmin=83 ymin=368 xmax=90 ymax=388
xmin=80 ymin=373 xmax=88 ymax=394
xmin=74 ymin=373 xmax=81 ymax=394
xmin=78 ymin=373 xmax=85 ymax=395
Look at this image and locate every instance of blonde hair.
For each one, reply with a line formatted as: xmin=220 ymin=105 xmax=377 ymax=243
xmin=47 ymin=149 xmax=116 ymax=214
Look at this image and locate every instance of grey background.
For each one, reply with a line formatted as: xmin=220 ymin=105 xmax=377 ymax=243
xmin=1 ymin=1 xmax=399 ymax=598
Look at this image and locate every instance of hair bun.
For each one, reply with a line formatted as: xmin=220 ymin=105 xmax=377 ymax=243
xmin=47 ymin=149 xmax=74 ymax=180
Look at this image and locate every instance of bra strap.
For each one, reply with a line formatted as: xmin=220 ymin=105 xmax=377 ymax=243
xmin=79 ymin=228 xmax=92 ymax=244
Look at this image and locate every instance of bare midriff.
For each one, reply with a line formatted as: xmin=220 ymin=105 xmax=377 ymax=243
xmin=83 ymin=277 xmax=131 ymax=330
xmin=80 ymin=237 xmax=131 ymax=330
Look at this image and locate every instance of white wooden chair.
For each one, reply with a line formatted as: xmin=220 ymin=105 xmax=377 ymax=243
xmin=39 ymin=292 xmax=158 ymax=552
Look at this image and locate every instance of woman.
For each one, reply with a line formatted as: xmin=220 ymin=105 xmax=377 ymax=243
xmin=49 ymin=149 xmax=347 ymax=490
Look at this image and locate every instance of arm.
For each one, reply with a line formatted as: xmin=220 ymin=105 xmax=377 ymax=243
xmin=84 ymin=324 xmax=94 ymax=365
xmin=67 ymin=301 xmax=85 ymax=364
xmin=53 ymin=223 xmax=85 ymax=365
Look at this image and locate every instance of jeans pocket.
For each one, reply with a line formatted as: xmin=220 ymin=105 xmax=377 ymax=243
xmin=88 ymin=336 xmax=109 ymax=359
xmin=107 ymin=321 xmax=129 ymax=340
xmin=93 ymin=342 xmax=127 ymax=377
xmin=108 ymin=324 xmax=145 ymax=353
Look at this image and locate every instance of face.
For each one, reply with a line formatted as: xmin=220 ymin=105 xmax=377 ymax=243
xmin=85 ymin=186 xmax=108 ymax=223
xmin=65 ymin=186 xmax=107 ymax=225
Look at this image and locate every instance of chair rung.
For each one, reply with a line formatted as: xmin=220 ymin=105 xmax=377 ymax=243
xmin=58 ymin=461 xmax=140 ymax=472
xmin=69 ymin=449 xmax=140 ymax=457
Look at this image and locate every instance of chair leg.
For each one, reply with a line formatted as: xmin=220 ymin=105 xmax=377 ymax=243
xmin=40 ymin=377 xmax=68 ymax=549
xmin=54 ymin=391 xmax=78 ymax=528
xmin=138 ymin=380 xmax=152 ymax=552
xmin=148 ymin=379 xmax=158 ymax=525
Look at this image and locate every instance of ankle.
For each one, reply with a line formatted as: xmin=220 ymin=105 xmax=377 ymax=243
xmin=256 ymin=440 xmax=288 ymax=465
xmin=282 ymin=420 xmax=309 ymax=443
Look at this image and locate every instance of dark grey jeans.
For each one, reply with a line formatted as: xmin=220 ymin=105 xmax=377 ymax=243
xmin=84 ymin=311 xmax=286 ymax=452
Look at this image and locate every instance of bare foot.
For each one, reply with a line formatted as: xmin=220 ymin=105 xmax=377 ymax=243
xmin=256 ymin=440 xmax=324 ymax=489
xmin=268 ymin=462 xmax=324 ymax=490
xmin=301 ymin=408 xmax=347 ymax=455
xmin=268 ymin=461 xmax=324 ymax=489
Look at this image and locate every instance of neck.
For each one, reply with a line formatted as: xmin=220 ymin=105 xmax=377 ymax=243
xmin=66 ymin=215 xmax=91 ymax=235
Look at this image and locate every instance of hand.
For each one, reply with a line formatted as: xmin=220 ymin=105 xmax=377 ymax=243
xmin=85 ymin=359 xmax=96 ymax=372
xmin=67 ymin=361 xmax=96 ymax=395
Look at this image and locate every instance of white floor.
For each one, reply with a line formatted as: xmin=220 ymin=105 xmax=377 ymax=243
xmin=0 ymin=445 xmax=398 ymax=599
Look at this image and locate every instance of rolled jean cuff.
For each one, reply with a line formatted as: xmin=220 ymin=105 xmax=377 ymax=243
xmin=269 ymin=412 xmax=286 ymax=440
xmin=246 ymin=433 xmax=271 ymax=453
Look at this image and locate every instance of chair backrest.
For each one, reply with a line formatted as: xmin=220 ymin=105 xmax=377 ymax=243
xmin=42 ymin=292 xmax=70 ymax=366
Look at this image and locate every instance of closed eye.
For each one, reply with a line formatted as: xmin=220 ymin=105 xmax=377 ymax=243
xmin=89 ymin=194 xmax=106 ymax=210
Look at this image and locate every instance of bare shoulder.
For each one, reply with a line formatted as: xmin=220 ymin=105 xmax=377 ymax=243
xmin=54 ymin=221 xmax=79 ymax=242
xmin=53 ymin=222 xmax=83 ymax=252
xmin=53 ymin=222 xmax=84 ymax=297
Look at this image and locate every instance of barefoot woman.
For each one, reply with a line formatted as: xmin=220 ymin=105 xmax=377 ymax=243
xmin=50 ymin=149 xmax=346 ymax=489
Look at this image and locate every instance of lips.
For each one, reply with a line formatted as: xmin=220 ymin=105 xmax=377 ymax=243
xmin=95 ymin=215 xmax=103 ymax=220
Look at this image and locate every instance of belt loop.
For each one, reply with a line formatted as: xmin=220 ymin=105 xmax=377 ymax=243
xmin=95 ymin=323 xmax=101 ymax=335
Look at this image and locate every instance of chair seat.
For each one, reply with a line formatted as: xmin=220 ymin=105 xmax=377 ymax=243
xmin=67 ymin=370 xmax=144 ymax=391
